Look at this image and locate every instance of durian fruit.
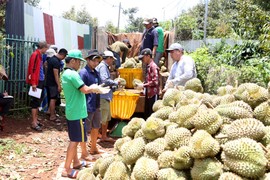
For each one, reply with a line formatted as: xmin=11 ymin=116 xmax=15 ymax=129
xmin=103 ymin=161 xmax=130 ymax=180
xmin=191 ymin=158 xmax=223 ymax=180
xmin=218 ymin=172 xmax=243 ymax=180
xmin=121 ymin=117 xmax=145 ymax=138
xmin=134 ymin=128 xmax=144 ymax=139
xmin=114 ymin=77 xmax=126 ymax=86
xmin=222 ymin=118 xmax=266 ymax=141
xmin=160 ymin=66 xmax=167 ymax=72
xmin=152 ymin=100 xmax=164 ymax=112
xmin=114 ymin=136 xmax=132 ymax=152
xmin=132 ymin=78 xmax=143 ymax=88
xmin=217 ymin=85 xmax=236 ymax=96
xmin=254 ymin=101 xmax=270 ymax=126
xmin=261 ymin=172 xmax=270 ymax=180
xmin=141 ymin=117 xmax=166 ymax=140
xmin=191 ymin=108 xmax=223 ymax=135
xmin=120 ymin=137 xmax=146 ymax=165
xmin=212 ymin=94 xmax=235 ymax=107
xmin=169 ymin=104 xmax=198 ymax=129
xmin=173 ymin=146 xmax=193 ymax=170
xmin=164 ymin=127 xmax=192 ymax=150
xmin=216 ymin=100 xmax=253 ymax=114
xmin=77 ymin=168 xmax=95 ymax=180
xmin=131 ymin=156 xmax=159 ymax=180
xmin=184 ymin=78 xmax=204 ymax=93
xmin=157 ymin=150 xmax=175 ymax=168
xmin=151 ymin=106 xmax=174 ymax=120
xmin=92 ymin=158 xmax=102 ymax=176
xmin=215 ymin=105 xmax=253 ymax=120
xmin=123 ymin=59 xmax=136 ymax=68
xmin=189 ymin=130 xmax=220 ymax=159
xmin=99 ymin=155 xmax=115 ymax=177
xmin=163 ymin=88 xmax=181 ymax=107
xmin=157 ymin=168 xmax=187 ymax=180
xmin=144 ymin=140 xmax=166 ymax=160
xmin=261 ymin=126 xmax=270 ymax=146
xmin=234 ymin=83 xmax=268 ymax=108
xmin=221 ymin=138 xmax=268 ymax=178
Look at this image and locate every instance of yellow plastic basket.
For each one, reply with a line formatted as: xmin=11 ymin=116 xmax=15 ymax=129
xmin=118 ymin=68 xmax=143 ymax=88
xmin=110 ymin=90 xmax=139 ymax=120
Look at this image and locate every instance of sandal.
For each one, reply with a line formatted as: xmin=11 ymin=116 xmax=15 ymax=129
xmin=31 ymin=125 xmax=42 ymax=131
xmin=50 ymin=118 xmax=61 ymax=123
xmin=73 ymin=161 xmax=90 ymax=169
xmin=37 ymin=121 xmax=43 ymax=127
xmin=61 ymin=169 xmax=79 ymax=179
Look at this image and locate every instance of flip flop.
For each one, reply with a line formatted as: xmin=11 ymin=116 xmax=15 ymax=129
xmin=73 ymin=161 xmax=90 ymax=169
xmin=61 ymin=169 xmax=79 ymax=179
xmin=49 ymin=118 xmax=61 ymax=123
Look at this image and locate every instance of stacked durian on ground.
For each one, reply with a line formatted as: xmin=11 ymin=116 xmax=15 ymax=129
xmin=77 ymin=78 xmax=270 ymax=180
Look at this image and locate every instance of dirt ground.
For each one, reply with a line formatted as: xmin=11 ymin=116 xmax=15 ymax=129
xmin=0 ymin=112 xmax=117 ymax=180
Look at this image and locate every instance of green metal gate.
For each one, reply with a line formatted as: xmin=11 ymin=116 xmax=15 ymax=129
xmin=0 ymin=35 xmax=37 ymax=111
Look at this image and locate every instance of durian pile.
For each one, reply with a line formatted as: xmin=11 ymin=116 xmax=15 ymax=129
xmin=159 ymin=57 xmax=167 ymax=73
xmin=77 ymin=78 xmax=270 ymax=180
xmin=120 ymin=57 xmax=142 ymax=69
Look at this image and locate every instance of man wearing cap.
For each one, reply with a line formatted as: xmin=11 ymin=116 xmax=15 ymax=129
xmin=141 ymin=18 xmax=158 ymax=57
xmin=153 ymin=18 xmax=164 ymax=65
xmin=26 ymin=40 xmax=49 ymax=131
xmin=79 ymin=49 xmax=103 ymax=157
xmin=61 ymin=49 xmax=101 ymax=178
xmin=108 ymin=39 xmax=132 ymax=69
xmin=95 ymin=51 xmax=119 ymax=142
xmin=162 ymin=43 xmax=197 ymax=92
xmin=138 ymin=48 xmax=160 ymax=119
xmin=46 ymin=48 xmax=68 ymax=122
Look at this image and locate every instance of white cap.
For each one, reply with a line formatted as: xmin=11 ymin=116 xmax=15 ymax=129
xmin=103 ymin=51 xmax=116 ymax=60
xmin=166 ymin=43 xmax=184 ymax=52
xmin=46 ymin=48 xmax=56 ymax=57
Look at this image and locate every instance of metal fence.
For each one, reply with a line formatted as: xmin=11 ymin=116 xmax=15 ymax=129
xmin=0 ymin=35 xmax=37 ymax=110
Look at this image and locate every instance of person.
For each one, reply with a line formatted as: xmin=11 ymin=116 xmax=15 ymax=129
xmin=46 ymin=48 xmax=68 ymax=122
xmin=79 ymin=49 xmax=103 ymax=156
xmin=95 ymin=51 xmax=119 ymax=142
xmin=107 ymin=39 xmax=132 ymax=69
xmin=26 ymin=40 xmax=49 ymax=131
xmin=61 ymin=49 xmax=101 ymax=178
xmin=152 ymin=18 xmax=164 ymax=65
xmin=140 ymin=18 xmax=158 ymax=56
xmin=0 ymin=91 xmax=13 ymax=124
xmin=162 ymin=43 xmax=197 ymax=92
xmin=138 ymin=48 xmax=160 ymax=119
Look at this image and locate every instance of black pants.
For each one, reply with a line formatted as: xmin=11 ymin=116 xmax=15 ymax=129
xmin=144 ymin=94 xmax=159 ymax=120
xmin=30 ymin=80 xmax=44 ymax=109
xmin=0 ymin=97 xmax=13 ymax=116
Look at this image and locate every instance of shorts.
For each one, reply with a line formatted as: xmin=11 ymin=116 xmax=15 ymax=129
xmin=66 ymin=118 xmax=87 ymax=142
xmin=85 ymin=109 xmax=101 ymax=132
xmin=30 ymin=80 xmax=44 ymax=109
xmin=100 ymin=99 xmax=111 ymax=125
xmin=47 ymin=86 xmax=59 ymax=99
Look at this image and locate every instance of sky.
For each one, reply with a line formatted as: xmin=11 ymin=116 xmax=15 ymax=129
xmin=39 ymin=0 xmax=202 ymax=29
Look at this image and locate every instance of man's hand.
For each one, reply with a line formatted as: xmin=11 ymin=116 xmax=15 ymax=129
xmin=32 ymin=85 xmax=37 ymax=92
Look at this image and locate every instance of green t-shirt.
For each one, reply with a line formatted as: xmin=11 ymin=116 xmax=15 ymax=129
xmin=156 ymin=26 xmax=164 ymax=53
xmin=61 ymin=68 xmax=87 ymax=120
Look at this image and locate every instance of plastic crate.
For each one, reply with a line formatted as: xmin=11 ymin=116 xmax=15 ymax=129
xmin=118 ymin=68 xmax=143 ymax=88
xmin=110 ymin=90 xmax=139 ymax=120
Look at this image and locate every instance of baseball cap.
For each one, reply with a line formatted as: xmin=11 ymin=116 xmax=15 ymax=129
xmin=138 ymin=48 xmax=152 ymax=59
xmin=166 ymin=43 xmax=184 ymax=52
xmin=67 ymin=49 xmax=86 ymax=62
xmin=153 ymin=18 xmax=158 ymax=24
xmin=103 ymin=51 xmax=116 ymax=60
xmin=84 ymin=49 xmax=102 ymax=61
xmin=143 ymin=18 xmax=153 ymax=25
xmin=45 ymin=48 xmax=56 ymax=58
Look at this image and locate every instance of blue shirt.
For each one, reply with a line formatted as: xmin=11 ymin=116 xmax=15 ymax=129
xmin=39 ymin=54 xmax=45 ymax=81
xmin=95 ymin=61 xmax=118 ymax=101
xmin=79 ymin=65 xmax=101 ymax=112
xmin=141 ymin=26 xmax=158 ymax=51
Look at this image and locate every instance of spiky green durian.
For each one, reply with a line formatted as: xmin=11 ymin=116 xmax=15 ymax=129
xmin=114 ymin=77 xmax=127 ymax=86
xmin=191 ymin=108 xmax=223 ymax=135
xmin=221 ymin=138 xmax=268 ymax=178
xmin=77 ymin=168 xmax=95 ymax=180
xmin=123 ymin=60 xmax=136 ymax=68
xmin=114 ymin=136 xmax=132 ymax=152
xmin=191 ymin=158 xmax=223 ymax=180
xmin=134 ymin=128 xmax=144 ymax=139
xmin=173 ymin=146 xmax=193 ymax=170
xmin=92 ymin=158 xmax=102 ymax=176
xmin=163 ymin=88 xmax=181 ymax=107
xmin=132 ymin=79 xmax=142 ymax=88
xmin=223 ymin=118 xmax=266 ymax=141
xmin=157 ymin=150 xmax=174 ymax=168
xmin=152 ymin=100 xmax=164 ymax=112
xmin=217 ymin=85 xmax=236 ymax=96
xmin=157 ymin=168 xmax=187 ymax=180
xmin=184 ymin=78 xmax=204 ymax=93
xmin=216 ymin=100 xmax=253 ymax=114
xmin=164 ymin=127 xmax=192 ymax=150
xmin=261 ymin=172 xmax=270 ymax=180
xmin=99 ymin=155 xmax=115 ymax=177
xmin=189 ymin=130 xmax=220 ymax=159
xmin=120 ymin=137 xmax=146 ymax=165
xmin=212 ymin=94 xmax=235 ymax=107
xmin=145 ymin=141 xmax=166 ymax=160
xmin=103 ymin=161 xmax=130 ymax=180
xmin=132 ymin=157 xmax=159 ymax=180
xmin=218 ymin=172 xmax=243 ymax=180
xmin=261 ymin=126 xmax=270 ymax=146
xmin=215 ymin=106 xmax=253 ymax=120
xmin=254 ymin=101 xmax=270 ymax=126
xmin=151 ymin=106 xmax=175 ymax=120
xmin=122 ymin=117 xmax=145 ymax=138
xmin=142 ymin=117 xmax=166 ymax=140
